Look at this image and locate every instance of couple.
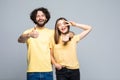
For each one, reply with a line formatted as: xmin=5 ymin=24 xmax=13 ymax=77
xmin=18 ymin=7 xmax=92 ymax=80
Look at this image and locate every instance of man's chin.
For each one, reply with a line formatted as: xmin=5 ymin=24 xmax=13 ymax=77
xmin=37 ymin=25 xmax=44 ymax=27
xmin=36 ymin=23 xmax=45 ymax=27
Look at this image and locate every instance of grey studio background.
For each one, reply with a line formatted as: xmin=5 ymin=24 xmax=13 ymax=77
xmin=0 ymin=0 xmax=120 ymax=80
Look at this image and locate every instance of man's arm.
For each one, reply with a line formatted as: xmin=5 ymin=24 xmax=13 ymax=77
xmin=18 ymin=33 xmax=30 ymax=43
xmin=18 ymin=27 xmax=39 ymax=43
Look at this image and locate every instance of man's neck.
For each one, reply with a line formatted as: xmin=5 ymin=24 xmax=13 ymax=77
xmin=36 ymin=25 xmax=45 ymax=29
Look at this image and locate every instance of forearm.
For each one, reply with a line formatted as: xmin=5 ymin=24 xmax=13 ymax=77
xmin=70 ymin=21 xmax=92 ymax=40
xmin=51 ymin=55 xmax=57 ymax=65
xmin=75 ymin=23 xmax=92 ymax=31
xmin=50 ymin=50 xmax=57 ymax=65
xmin=50 ymin=48 xmax=62 ymax=69
xmin=18 ymin=33 xmax=30 ymax=43
xmin=50 ymin=49 xmax=59 ymax=66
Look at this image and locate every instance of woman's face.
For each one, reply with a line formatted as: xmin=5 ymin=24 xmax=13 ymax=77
xmin=57 ymin=19 xmax=69 ymax=34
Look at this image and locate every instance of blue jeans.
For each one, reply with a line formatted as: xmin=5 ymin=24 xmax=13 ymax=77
xmin=27 ymin=72 xmax=53 ymax=80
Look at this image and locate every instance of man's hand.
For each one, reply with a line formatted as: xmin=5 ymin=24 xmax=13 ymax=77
xmin=29 ymin=27 xmax=39 ymax=38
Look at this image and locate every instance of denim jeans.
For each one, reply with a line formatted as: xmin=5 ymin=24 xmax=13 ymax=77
xmin=56 ymin=67 xmax=80 ymax=80
xmin=27 ymin=72 xmax=53 ymax=80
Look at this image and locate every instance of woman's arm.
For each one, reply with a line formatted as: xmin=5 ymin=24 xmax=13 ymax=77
xmin=50 ymin=48 xmax=62 ymax=70
xmin=70 ymin=21 xmax=92 ymax=40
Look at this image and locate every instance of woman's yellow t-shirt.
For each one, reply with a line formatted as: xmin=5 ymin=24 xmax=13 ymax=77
xmin=53 ymin=35 xmax=81 ymax=69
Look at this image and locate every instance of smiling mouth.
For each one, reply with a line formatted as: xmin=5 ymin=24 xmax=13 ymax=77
xmin=61 ymin=27 xmax=68 ymax=32
xmin=38 ymin=21 xmax=45 ymax=24
xmin=39 ymin=20 xmax=44 ymax=22
xmin=61 ymin=28 xmax=65 ymax=31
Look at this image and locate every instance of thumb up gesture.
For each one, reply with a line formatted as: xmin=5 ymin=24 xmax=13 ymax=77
xmin=29 ymin=27 xmax=39 ymax=38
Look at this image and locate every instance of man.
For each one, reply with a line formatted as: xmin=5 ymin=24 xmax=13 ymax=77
xmin=18 ymin=7 xmax=53 ymax=80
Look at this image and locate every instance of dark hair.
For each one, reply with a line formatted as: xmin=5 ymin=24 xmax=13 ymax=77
xmin=54 ymin=17 xmax=70 ymax=44
xmin=30 ymin=7 xmax=50 ymax=24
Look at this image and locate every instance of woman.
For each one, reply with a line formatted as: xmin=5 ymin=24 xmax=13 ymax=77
xmin=51 ymin=17 xmax=92 ymax=80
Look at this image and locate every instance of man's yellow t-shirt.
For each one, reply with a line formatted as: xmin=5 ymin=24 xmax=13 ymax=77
xmin=53 ymin=35 xmax=81 ymax=69
xmin=23 ymin=27 xmax=54 ymax=72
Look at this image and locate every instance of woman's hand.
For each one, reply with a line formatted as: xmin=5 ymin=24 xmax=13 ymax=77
xmin=54 ymin=63 xmax=62 ymax=70
xmin=65 ymin=21 xmax=77 ymax=26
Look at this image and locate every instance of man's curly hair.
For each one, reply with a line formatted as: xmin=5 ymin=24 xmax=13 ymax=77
xmin=30 ymin=7 xmax=50 ymax=24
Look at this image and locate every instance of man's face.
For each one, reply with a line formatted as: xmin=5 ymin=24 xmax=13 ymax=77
xmin=35 ymin=11 xmax=47 ymax=27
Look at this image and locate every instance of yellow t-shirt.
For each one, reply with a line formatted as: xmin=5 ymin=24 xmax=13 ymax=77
xmin=23 ymin=27 xmax=54 ymax=72
xmin=53 ymin=35 xmax=81 ymax=69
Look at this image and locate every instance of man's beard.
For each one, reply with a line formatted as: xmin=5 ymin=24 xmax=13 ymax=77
xmin=36 ymin=20 xmax=46 ymax=27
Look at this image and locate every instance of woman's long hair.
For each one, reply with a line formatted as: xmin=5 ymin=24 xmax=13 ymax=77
xmin=54 ymin=17 xmax=70 ymax=44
